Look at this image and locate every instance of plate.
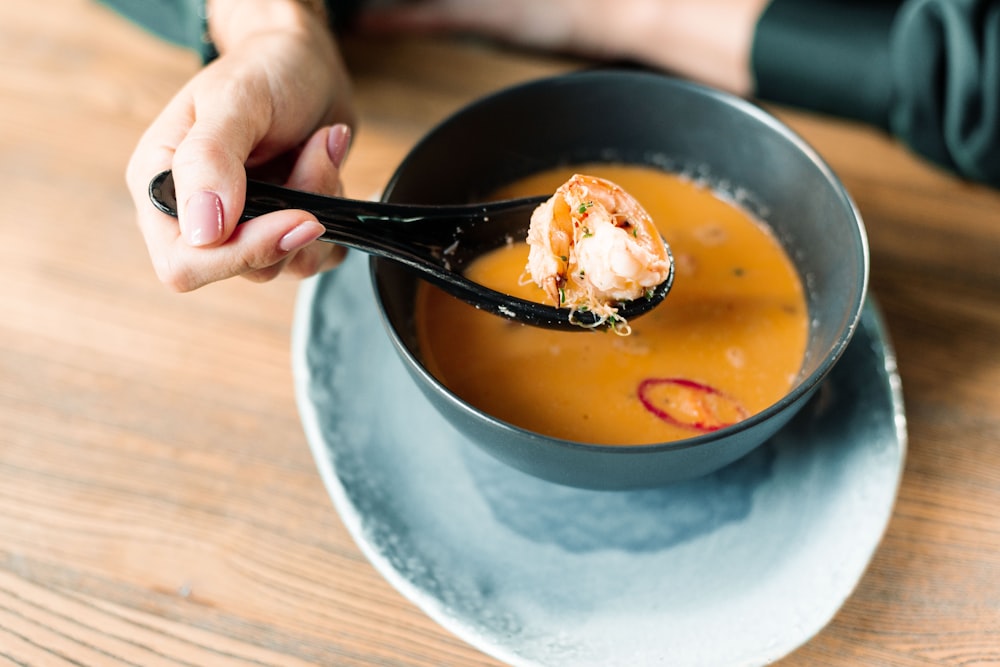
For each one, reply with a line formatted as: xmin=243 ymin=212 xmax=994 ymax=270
xmin=292 ymin=251 xmax=906 ymax=667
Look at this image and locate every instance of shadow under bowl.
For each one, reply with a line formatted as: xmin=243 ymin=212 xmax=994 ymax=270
xmin=371 ymin=69 xmax=869 ymax=490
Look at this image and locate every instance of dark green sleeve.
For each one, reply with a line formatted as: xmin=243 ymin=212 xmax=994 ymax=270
xmin=753 ymin=0 xmax=1000 ymax=188
xmin=97 ymin=0 xmax=215 ymax=61
xmin=96 ymin=0 xmax=365 ymax=63
xmin=889 ymin=0 xmax=1000 ymax=186
xmin=752 ymin=0 xmax=899 ymax=130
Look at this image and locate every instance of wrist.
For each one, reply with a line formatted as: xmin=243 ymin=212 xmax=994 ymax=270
xmin=202 ymin=0 xmax=355 ymax=128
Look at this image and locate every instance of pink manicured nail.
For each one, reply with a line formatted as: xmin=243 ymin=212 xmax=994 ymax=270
xmin=279 ymin=221 xmax=324 ymax=253
xmin=326 ymin=124 xmax=352 ymax=169
xmin=182 ymin=191 xmax=224 ymax=246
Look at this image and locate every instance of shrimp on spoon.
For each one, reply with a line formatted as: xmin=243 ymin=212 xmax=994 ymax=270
xmin=524 ymin=174 xmax=673 ymax=334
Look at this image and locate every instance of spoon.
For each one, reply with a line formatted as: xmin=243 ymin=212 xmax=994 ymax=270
xmin=148 ymin=170 xmax=673 ymax=330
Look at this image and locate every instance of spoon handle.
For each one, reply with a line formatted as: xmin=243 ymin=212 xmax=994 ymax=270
xmin=239 ymin=178 xmax=484 ymax=244
xmin=148 ymin=170 xmax=544 ymax=269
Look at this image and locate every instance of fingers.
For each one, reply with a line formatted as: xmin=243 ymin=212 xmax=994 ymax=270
xmin=288 ymin=123 xmax=351 ymax=196
xmin=124 ymin=73 xmax=259 ymax=290
xmin=129 ymin=122 xmax=351 ymax=291
xmin=239 ymin=123 xmax=353 ymax=284
xmin=169 ymin=79 xmax=269 ymax=248
xmin=123 ymin=22 xmax=359 ymax=292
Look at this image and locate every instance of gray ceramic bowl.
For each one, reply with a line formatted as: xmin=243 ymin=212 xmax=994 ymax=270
xmin=371 ymin=70 xmax=868 ymax=490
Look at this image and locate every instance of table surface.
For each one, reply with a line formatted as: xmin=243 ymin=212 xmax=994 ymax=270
xmin=3 ymin=1 xmax=1000 ymax=665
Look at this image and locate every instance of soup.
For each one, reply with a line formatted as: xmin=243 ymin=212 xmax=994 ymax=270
xmin=415 ymin=164 xmax=808 ymax=445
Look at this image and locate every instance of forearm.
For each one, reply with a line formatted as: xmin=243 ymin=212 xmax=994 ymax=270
xmin=613 ymin=0 xmax=771 ymax=96
xmin=356 ymin=0 xmax=769 ymax=96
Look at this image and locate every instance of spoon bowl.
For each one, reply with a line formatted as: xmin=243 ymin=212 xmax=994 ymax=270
xmin=148 ymin=170 xmax=673 ymax=329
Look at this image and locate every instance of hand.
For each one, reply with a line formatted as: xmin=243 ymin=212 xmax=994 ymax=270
xmin=125 ymin=2 xmax=355 ymax=291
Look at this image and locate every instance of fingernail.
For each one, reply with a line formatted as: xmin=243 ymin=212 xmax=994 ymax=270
xmin=182 ymin=191 xmax=224 ymax=246
xmin=326 ymin=123 xmax=352 ymax=169
xmin=279 ymin=221 xmax=324 ymax=253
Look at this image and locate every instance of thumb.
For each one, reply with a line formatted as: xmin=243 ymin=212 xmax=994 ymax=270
xmin=170 ymin=101 xmax=262 ymax=248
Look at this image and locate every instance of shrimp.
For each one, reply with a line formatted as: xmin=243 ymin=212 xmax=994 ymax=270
xmin=525 ymin=174 xmax=671 ymax=332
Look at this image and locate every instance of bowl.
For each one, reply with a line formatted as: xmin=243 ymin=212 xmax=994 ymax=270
xmin=370 ymin=69 xmax=869 ymax=490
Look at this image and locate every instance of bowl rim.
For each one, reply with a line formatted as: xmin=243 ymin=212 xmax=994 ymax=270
xmin=373 ymin=69 xmax=870 ymax=454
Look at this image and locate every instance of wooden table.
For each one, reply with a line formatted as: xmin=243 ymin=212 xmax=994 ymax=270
xmin=3 ymin=1 xmax=999 ymax=664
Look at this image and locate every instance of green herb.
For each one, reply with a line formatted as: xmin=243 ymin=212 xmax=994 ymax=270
xmin=558 ymin=287 xmax=566 ymax=304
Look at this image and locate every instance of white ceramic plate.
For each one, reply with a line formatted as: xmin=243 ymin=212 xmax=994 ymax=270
xmin=292 ymin=251 xmax=906 ymax=667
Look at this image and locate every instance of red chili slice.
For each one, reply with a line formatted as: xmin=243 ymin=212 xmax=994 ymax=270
xmin=637 ymin=378 xmax=749 ymax=433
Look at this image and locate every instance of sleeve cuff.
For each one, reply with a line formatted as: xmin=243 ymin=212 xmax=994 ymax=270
xmin=751 ymin=0 xmax=899 ymax=129
xmin=98 ymin=0 xmax=365 ymax=64
xmin=888 ymin=0 xmax=1000 ymax=186
xmin=97 ymin=0 xmax=214 ymax=61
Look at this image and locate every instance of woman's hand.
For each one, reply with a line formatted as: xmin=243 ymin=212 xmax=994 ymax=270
xmin=125 ymin=0 xmax=355 ymax=291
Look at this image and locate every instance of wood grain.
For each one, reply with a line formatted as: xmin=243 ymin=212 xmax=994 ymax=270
xmin=2 ymin=0 xmax=999 ymax=665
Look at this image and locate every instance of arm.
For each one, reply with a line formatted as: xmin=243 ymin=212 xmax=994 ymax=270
xmin=753 ymin=0 xmax=1000 ymax=187
xmin=888 ymin=0 xmax=1000 ymax=186
xmin=358 ymin=0 xmax=769 ymax=96
xmin=360 ymin=0 xmax=1000 ymax=188
xmin=113 ymin=0 xmax=359 ymax=291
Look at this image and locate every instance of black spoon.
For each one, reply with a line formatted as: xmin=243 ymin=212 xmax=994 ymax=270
xmin=149 ymin=170 xmax=673 ymax=330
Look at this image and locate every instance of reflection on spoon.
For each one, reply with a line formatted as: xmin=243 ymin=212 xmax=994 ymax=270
xmin=149 ymin=170 xmax=673 ymax=331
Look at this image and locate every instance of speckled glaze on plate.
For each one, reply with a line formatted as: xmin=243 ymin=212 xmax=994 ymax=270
xmin=292 ymin=251 xmax=906 ymax=667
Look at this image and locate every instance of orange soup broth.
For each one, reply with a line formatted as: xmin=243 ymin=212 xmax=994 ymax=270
xmin=415 ymin=164 xmax=808 ymax=445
